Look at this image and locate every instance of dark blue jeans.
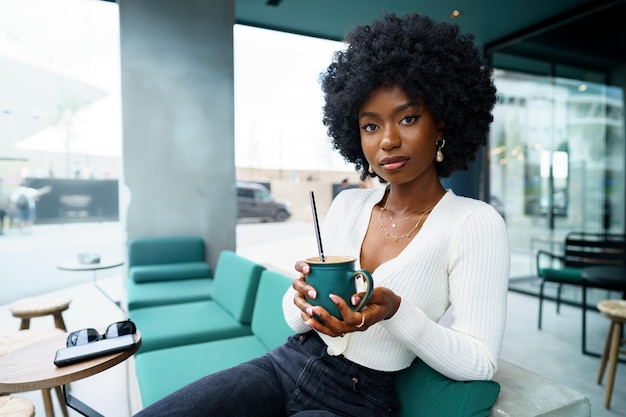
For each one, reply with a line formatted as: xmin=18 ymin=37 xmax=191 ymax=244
xmin=134 ymin=331 xmax=399 ymax=417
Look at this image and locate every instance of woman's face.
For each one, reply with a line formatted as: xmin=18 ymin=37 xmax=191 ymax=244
xmin=359 ymin=85 xmax=443 ymax=185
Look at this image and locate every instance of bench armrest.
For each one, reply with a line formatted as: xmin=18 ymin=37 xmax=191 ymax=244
xmin=536 ymin=249 xmax=564 ymax=276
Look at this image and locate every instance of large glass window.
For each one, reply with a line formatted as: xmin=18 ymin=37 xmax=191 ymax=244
xmin=490 ymin=70 xmax=625 ymax=278
xmin=0 ymin=0 xmax=121 ymax=224
xmin=0 ymin=0 xmax=121 ymax=179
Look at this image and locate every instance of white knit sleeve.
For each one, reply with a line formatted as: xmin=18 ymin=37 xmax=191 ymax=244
xmin=282 ymin=286 xmax=310 ymax=333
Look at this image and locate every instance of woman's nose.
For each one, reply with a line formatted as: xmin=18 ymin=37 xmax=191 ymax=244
xmin=380 ymin=127 xmax=400 ymax=150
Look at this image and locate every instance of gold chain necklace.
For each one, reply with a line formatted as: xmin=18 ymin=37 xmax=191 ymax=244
xmin=378 ymin=195 xmax=444 ymax=242
xmin=383 ymin=204 xmax=433 ymax=228
xmin=379 ymin=208 xmax=431 ymax=242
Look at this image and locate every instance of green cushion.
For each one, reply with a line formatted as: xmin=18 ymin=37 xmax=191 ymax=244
xmin=130 ymin=262 xmax=212 ymax=283
xmin=128 ymin=236 xmax=206 ymax=268
xmin=395 ymin=359 xmax=501 ymax=417
xmin=251 ymin=270 xmax=294 ymax=350
xmin=539 ymin=267 xmax=582 ymax=283
xmin=211 ymin=251 xmax=265 ymax=323
xmin=130 ymin=300 xmax=252 ymax=354
xmin=126 ymin=277 xmax=213 ymax=310
xmin=136 ymin=335 xmax=267 ymax=406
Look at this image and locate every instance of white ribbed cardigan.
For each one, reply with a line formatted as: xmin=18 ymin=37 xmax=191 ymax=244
xmin=282 ymin=187 xmax=510 ymax=380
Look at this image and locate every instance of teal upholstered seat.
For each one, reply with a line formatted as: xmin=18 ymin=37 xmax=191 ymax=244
xmin=126 ymin=278 xmax=214 ymax=310
xmin=130 ymin=250 xmax=265 ymax=354
xmin=136 ymin=334 xmax=268 ymax=406
xmin=131 ymin=300 xmax=254 ymax=353
xmin=135 ymin=269 xmax=294 ymax=406
xmin=126 ymin=236 xmax=214 ymax=310
xmin=538 ymin=266 xmax=582 ymax=282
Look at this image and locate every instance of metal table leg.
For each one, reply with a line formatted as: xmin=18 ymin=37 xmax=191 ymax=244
xmin=63 ymin=385 xmax=105 ymax=417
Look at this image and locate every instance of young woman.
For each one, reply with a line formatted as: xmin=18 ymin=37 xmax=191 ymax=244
xmin=135 ymin=12 xmax=509 ymax=417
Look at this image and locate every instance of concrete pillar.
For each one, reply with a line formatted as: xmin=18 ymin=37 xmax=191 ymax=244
xmin=119 ymin=0 xmax=235 ymax=267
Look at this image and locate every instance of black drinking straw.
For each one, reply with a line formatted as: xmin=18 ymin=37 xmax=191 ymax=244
xmin=309 ymin=191 xmax=325 ymax=262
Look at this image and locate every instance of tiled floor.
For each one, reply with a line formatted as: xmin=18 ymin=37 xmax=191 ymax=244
xmin=1 ymin=221 xmax=625 ymax=416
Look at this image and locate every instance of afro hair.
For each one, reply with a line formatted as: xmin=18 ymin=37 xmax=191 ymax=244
xmin=320 ymin=13 xmax=497 ymax=179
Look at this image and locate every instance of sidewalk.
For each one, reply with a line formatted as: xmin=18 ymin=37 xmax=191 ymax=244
xmin=0 ymin=222 xmax=125 ymax=305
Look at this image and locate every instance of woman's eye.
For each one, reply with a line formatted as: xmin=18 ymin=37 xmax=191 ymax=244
xmin=361 ymin=123 xmax=378 ymax=132
xmin=401 ymin=115 xmax=418 ymax=125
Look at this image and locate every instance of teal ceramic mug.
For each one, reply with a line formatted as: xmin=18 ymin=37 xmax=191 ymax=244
xmin=304 ymin=256 xmax=374 ymax=320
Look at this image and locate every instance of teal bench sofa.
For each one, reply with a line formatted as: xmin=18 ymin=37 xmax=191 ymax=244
xmin=134 ymin=269 xmax=294 ymax=406
xmin=129 ymin=250 xmax=265 ymax=354
xmin=126 ymin=236 xmax=214 ymax=311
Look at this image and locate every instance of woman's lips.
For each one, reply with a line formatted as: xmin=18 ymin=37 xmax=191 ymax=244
xmin=380 ymin=158 xmax=409 ymax=171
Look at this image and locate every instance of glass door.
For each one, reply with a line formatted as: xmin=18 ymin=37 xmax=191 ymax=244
xmin=489 ymin=70 xmax=625 ymax=278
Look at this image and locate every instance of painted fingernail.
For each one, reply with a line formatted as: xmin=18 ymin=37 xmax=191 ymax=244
xmin=306 ymin=307 xmax=314 ymax=315
xmin=351 ymin=296 xmax=361 ymax=305
xmin=307 ymin=290 xmax=317 ymax=298
xmin=329 ymin=294 xmax=339 ymax=304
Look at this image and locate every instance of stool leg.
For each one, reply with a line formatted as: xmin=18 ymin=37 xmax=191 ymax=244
xmin=604 ymin=321 xmax=622 ymax=409
xmin=41 ymin=388 xmax=55 ymax=417
xmin=598 ymin=322 xmax=613 ymax=384
xmin=19 ymin=318 xmax=30 ymax=330
xmin=53 ymin=313 xmax=67 ymax=331
xmin=54 ymin=385 xmax=69 ymax=417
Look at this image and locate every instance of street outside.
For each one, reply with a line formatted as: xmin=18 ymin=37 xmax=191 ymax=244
xmin=0 ymin=217 xmax=538 ymax=307
xmin=0 ymin=220 xmax=319 ymax=306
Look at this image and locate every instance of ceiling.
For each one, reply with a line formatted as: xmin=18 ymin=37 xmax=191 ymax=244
xmin=485 ymin=0 xmax=626 ymax=70
xmin=235 ymin=0 xmax=626 ymax=71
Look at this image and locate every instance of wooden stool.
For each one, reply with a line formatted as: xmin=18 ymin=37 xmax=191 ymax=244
xmin=0 ymin=394 xmax=35 ymax=417
xmin=597 ymin=299 xmax=626 ymax=409
xmin=0 ymin=329 xmax=69 ymax=417
xmin=9 ymin=295 xmax=71 ymax=331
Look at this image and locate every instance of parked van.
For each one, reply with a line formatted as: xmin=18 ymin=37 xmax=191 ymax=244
xmin=237 ymin=181 xmax=291 ymax=222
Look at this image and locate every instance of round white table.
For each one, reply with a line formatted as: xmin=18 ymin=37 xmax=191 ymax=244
xmin=0 ymin=331 xmax=141 ymax=417
xmin=57 ymin=258 xmax=124 ymax=310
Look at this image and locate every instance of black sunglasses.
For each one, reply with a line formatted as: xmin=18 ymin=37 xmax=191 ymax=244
xmin=66 ymin=320 xmax=137 ymax=348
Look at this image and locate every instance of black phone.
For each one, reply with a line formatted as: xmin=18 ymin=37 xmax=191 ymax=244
xmin=54 ymin=334 xmax=137 ymax=367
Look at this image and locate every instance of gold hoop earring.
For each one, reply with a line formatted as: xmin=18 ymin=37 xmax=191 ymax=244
xmin=368 ymin=165 xmax=374 ymax=174
xmin=436 ymin=138 xmax=446 ymax=162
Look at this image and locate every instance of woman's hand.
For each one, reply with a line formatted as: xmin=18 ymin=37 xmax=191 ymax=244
xmin=292 ymin=260 xmax=401 ymax=337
